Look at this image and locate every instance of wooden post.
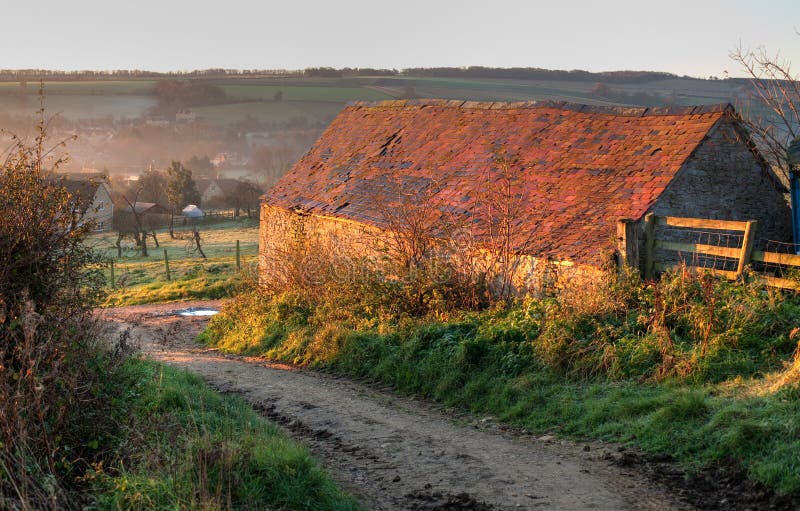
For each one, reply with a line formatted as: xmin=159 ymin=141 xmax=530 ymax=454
xmin=164 ymin=249 xmax=171 ymax=281
xmin=644 ymin=213 xmax=656 ymax=280
xmin=616 ymin=218 xmax=639 ymax=271
xmin=236 ymin=240 xmax=241 ymax=271
xmin=736 ymin=220 xmax=758 ymax=278
xmin=110 ymin=260 xmax=115 ymax=289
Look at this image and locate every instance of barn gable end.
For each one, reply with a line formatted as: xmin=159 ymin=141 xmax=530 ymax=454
xmin=651 ymin=115 xmax=791 ymax=243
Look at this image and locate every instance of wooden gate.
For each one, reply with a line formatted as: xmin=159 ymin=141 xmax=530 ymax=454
xmin=617 ymin=213 xmax=800 ymax=291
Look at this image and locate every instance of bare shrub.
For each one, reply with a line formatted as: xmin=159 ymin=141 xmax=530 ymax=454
xmin=0 ymin=117 xmax=128 ymax=509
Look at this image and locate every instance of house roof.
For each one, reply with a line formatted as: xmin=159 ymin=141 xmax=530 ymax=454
xmin=263 ymin=99 xmax=734 ymax=264
xmin=198 ymin=178 xmax=259 ymax=197
xmin=60 ymin=178 xmax=107 ymax=212
xmin=123 ymin=202 xmax=170 ymax=215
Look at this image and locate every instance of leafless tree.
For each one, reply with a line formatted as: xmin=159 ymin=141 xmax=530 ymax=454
xmin=470 ymin=151 xmax=538 ymax=300
xmin=192 ymin=226 xmax=207 ymax=259
xmin=730 ymin=41 xmax=800 ymax=182
xmin=120 ymin=190 xmax=149 ymax=257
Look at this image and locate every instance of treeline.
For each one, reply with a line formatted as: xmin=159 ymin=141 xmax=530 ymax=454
xmin=402 ymin=66 xmax=680 ymax=83
xmin=0 ymin=68 xmax=303 ymax=81
xmin=0 ymin=66 xmax=687 ymax=83
xmin=303 ymin=67 xmax=400 ymax=77
xmin=304 ymin=66 xmax=682 ymax=83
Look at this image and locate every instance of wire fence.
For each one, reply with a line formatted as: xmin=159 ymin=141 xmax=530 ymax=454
xmin=674 ymin=229 xmax=744 ymax=273
xmin=627 ymin=214 xmax=800 ymax=290
xmin=102 ymin=239 xmax=257 ymax=290
xmin=757 ymin=240 xmax=800 ymax=277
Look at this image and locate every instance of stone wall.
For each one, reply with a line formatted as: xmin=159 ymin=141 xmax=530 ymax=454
xmin=652 ymin=117 xmax=791 ymax=244
xmin=631 ymin=117 xmax=794 ymax=271
xmin=259 ymin=203 xmax=602 ymax=296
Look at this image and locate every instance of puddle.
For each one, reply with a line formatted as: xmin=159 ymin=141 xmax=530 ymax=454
xmin=176 ymin=307 xmax=220 ymax=317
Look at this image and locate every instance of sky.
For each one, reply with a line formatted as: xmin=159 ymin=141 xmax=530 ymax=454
xmin=2 ymin=0 xmax=799 ymax=77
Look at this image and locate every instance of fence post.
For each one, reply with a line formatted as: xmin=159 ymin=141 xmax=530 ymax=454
xmin=616 ymin=218 xmax=639 ymax=271
xmin=736 ymin=220 xmax=758 ymax=279
xmin=164 ymin=249 xmax=171 ymax=281
xmin=644 ymin=213 xmax=656 ymax=280
xmin=236 ymin=240 xmax=241 ymax=271
xmin=110 ymin=260 xmax=115 ymax=289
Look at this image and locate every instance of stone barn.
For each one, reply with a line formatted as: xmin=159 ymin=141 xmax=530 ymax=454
xmin=259 ymin=99 xmax=791 ymax=290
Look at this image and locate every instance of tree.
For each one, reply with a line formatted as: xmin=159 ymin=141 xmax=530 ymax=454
xmin=730 ymin=42 xmax=800 ymax=182
xmin=166 ymin=161 xmax=201 ymax=237
xmin=248 ymin=145 xmax=297 ymax=187
xmin=233 ymin=179 xmax=262 ymax=217
xmin=152 ymin=79 xmax=227 ymax=115
xmin=470 ymin=151 xmax=538 ymax=300
xmin=137 ymin=167 xmax=168 ymax=205
xmin=119 ymin=189 xmax=150 ymax=257
xmin=185 ymin=155 xmax=215 ymax=178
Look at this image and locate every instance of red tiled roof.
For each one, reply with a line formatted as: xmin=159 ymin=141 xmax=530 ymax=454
xmin=264 ymin=100 xmax=732 ymax=264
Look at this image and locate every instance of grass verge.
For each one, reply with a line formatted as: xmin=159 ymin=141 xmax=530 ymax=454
xmin=89 ymin=358 xmax=360 ymax=511
xmin=91 ymin=218 xmax=258 ymax=307
xmin=200 ymin=272 xmax=800 ymax=496
xmin=101 ymin=260 xmax=242 ymax=307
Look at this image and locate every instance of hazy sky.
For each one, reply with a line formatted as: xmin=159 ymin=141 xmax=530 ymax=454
xmin=3 ymin=0 xmax=799 ymax=77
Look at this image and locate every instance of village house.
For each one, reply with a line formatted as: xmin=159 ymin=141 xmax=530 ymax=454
xmin=260 ymin=99 xmax=792 ymax=290
xmin=198 ymin=178 xmax=263 ymax=216
xmin=62 ymin=178 xmax=114 ymax=232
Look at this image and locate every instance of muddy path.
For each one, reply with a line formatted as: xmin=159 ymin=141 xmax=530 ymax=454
xmin=100 ymin=301 xmax=693 ymax=511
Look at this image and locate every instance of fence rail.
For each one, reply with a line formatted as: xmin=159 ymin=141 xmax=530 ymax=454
xmin=618 ymin=214 xmax=800 ymax=291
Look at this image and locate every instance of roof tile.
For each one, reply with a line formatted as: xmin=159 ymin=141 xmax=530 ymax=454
xmin=264 ymin=100 xmax=729 ymax=264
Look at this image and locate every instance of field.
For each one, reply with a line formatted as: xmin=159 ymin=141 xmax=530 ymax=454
xmin=0 ymin=80 xmax=156 ymax=95
xmin=90 ymin=217 xmax=259 ymax=306
xmin=0 ymin=94 xmax=156 ymax=120
xmin=0 ymin=75 xmax=744 ymax=127
xmin=191 ymin=99 xmax=344 ymax=125
xmin=221 ymin=84 xmax=393 ymax=102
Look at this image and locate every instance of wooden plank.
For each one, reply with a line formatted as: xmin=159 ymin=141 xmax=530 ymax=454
xmin=644 ymin=213 xmax=655 ymax=280
xmin=616 ymin=218 xmax=639 ymax=270
xmin=752 ymin=250 xmax=800 ymax=267
xmin=759 ymin=276 xmax=800 ymax=291
xmin=655 ymin=216 xmax=749 ymax=232
xmin=654 ymin=263 xmax=738 ymax=280
xmin=654 ymin=240 xmax=741 ymax=259
xmin=736 ymin=220 xmax=757 ymax=277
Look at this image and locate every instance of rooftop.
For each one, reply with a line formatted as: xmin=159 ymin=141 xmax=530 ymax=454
xmin=264 ymin=100 xmax=733 ymax=263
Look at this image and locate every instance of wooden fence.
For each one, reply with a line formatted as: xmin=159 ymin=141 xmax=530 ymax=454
xmin=617 ymin=213 xmax=800 ymax=291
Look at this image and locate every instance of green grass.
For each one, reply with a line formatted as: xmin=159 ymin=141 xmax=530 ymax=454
xmin=0 ymin=94 xmax=156 ymax=120
xmin=191 ymin=100 xmax=344 ymax=125
xmin=0 ymin=80 xmax=157 ymax=95
xmin=0 ymin=76 xmax=742 ymax=124
xmin=221 ymin=85 xmax=392 ymax=102
xmin=90 ymin=359 xmax=360 ymax=510
xmin=201 ymin=274 xmax=800 ymax=495
xmin=93 ymin=218 xmax=259 ymax=306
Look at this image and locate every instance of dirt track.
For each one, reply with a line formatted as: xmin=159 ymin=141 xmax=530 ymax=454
xmin=101 ymin=301 xmax=692 ymax=511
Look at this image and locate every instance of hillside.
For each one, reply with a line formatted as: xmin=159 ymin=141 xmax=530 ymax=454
xmin=0 ymin=71 xmax=749 ymax=189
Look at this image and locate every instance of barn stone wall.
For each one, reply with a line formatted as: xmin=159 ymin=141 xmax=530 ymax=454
xmin=651 ymin=117 xmax=792 ymax=244
xmin=259 ymin=203 xmax=600 ymax=296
